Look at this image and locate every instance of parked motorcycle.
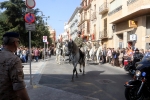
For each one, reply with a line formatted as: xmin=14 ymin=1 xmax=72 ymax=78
xmin=124 ymin=54 xmax=150 ymax=100
xmin=124 ymin=57 xmax=141 ymax=75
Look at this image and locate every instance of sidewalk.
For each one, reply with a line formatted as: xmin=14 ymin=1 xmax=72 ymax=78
xmin=25 ymin=57 xmax=98 ymax=100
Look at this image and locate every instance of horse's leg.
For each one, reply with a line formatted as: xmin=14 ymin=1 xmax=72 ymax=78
xmin=82 ymin=61 xmax=85 ymax=75
xmin=79 ymin=64 xmax=82 ymax=72
xmin=75 ymin=66 xmax=78 ymax=78
xmin=72 ymin=67 xmax=75 ymax=82
xmin=72 ymin=63 xmax=77 ymax=82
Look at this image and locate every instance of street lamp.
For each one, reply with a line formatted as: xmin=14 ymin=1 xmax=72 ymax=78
xmin=37 ymin=10 xmax=45 ymax=16
xmin=37 ymin=10 xmax=50 ymax=25
xmin=42 ymin=16 xmax=50 ymax=25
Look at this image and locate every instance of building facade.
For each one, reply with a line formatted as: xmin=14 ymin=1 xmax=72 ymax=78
xmin=98 ymin=0 xmax=113 ymax=48
xmin=64 ymin=0 xmax=150 ymax=50
xmin=49 ymin=28 xmax=56 ymax=47
xmin=108 ymin=0 xmax=150 ymax=50
xmin=68 ymin=7 xmax=81 ymax=40
xmin=90 ymin=0 xmax=99 ymax=42
xmin=78 ymin=0 xmax=92 ymax=42
xmin=62 ymin=22 xmax=70 ymax=42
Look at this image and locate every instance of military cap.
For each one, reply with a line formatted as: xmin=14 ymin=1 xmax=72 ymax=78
xmin=3 ymin=32 xmax=20 ymax=38
xmin=77 ymin=31 xmax=81 ymax=34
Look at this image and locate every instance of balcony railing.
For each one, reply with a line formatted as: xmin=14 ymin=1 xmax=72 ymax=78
xmin=99 ymin=2 xmax=109 ymax=14
xmin=99 ymin=30 xmax=108 ymax=39
xmin=108 ymin=5 xmax=122 ymax=16
xmin=127 ymin=0 xmax=139 ymax=6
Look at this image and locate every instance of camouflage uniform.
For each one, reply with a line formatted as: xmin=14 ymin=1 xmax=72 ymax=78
xmin=74 ymin=37 xmax=83 ymax=48
xmin=0 ymin=49 xmax=25 ymax=100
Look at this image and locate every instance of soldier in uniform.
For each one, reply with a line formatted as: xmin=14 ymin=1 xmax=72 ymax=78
xmin=0 ymin=32 xmax=30 ymax=100
xmin=74 ymin=31 xmax=85 ymax=72
xmin=74 ymin=31 xmax=83 ymax=49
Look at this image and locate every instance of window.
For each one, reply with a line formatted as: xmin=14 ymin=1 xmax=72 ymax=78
xmin=146 ymin=43 xmax=150 ymax=50
xmin=146 ymin=16 xmax=150 ymax=35
xmin=119 ymin=42 xmax=123 ymax=49
xmin=127 ymin=31 xmax=133 ymax=41
xmin=110 ymin=0 xmax=122 ymax=12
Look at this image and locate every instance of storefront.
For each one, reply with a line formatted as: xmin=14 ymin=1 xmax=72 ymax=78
xmin=113 ymin=16 xmax=148 ymax=49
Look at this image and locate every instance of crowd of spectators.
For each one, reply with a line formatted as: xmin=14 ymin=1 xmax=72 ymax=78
xmin=15 ymin=46 xmax=55 ymax=63
xmin=100 ymin=47 xmax=146 ymax=68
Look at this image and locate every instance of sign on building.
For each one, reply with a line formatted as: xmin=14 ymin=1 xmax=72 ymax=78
xmin=130 ymin=34 xmax=137 ymax=41
xmin=128 ymin=20 xmax=138 ymax=28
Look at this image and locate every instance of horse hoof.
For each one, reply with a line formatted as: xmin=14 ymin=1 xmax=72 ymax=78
xmin=79 ymin=69 xmax=82 ymax=72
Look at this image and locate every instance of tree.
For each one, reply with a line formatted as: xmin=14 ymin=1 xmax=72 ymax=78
xmin=0 ymin=0 xmax=51 ymax=47
xmin=0 ymin=12 xmax=8 ymax=45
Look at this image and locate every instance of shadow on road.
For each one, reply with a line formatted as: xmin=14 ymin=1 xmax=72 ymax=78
xmin=38 ymin=70 xmax=130 ymax=100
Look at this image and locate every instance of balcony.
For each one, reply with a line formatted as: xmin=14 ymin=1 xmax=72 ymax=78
xmin=99 ymin=30 xmax=108 ymax=39
xmin=99 ymin=2 xmax=109 ymax=14
xmin=91 ymin=12 xmax=97 ymax=21
xmin=78 ymin=19 xmax=89 ymax=27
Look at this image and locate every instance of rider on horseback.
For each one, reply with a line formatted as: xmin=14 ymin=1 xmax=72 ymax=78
xmin=74 ymin=31 xmax=85 ymax=68
xmin=74 ymin=31 xmax=83 ymax=48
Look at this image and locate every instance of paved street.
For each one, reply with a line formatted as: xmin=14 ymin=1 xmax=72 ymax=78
xmin=36 ymin=56 xmax=132 ymax=100
xmin=23 ymin=60 xmax=46 ymax=84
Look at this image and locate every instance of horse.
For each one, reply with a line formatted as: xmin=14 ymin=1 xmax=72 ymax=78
xmin=67 ymin=40 xmax=85 ymax=82
xmin=62 ymin=44 xmax=67 ymax=61
xmin=89 ymin=46 xmax=97 ymax=61
xmin=96 ymin=46 xmax=102 ymax=63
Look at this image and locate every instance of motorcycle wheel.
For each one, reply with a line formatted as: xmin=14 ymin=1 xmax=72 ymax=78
xmin=125 ymin=87 xmax=144 ymax=100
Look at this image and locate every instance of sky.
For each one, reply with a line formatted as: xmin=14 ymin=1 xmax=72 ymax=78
xmin=35 ymin=0 xmax=81 ymax=37
xmin=0 ymin=0 xmax=81 ymax=37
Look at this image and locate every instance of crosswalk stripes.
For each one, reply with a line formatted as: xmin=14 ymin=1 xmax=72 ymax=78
xmin=23 ymin=61 xmax=44 ymax=84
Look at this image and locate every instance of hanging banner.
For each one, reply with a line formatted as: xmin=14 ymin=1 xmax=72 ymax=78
xmin=43 ymin=36 xmax=47 ymax=42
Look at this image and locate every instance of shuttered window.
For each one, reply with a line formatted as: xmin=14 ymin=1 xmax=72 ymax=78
xmin=146 ymin=16 xmax=150 ymax=35
xmin=145 ymin=43 xmax=150 ymax=50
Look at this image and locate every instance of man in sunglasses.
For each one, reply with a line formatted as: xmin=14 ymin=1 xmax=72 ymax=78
xmin=0 ymin=32 xmax=30 ymax=100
